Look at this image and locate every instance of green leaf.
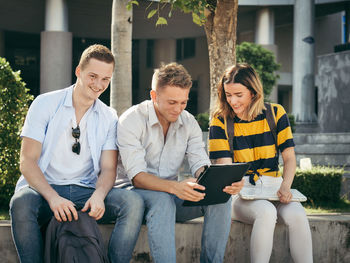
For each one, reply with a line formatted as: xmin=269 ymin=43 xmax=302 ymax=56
xmin=156 ymin=17 xmax=168 ymax=26
xmin=192 ymin=12 xmax=202 ymax=26
xmin=147 ymin=9 xmax=157 ymax=19
xmin=126 ymin=0 xmax=139 ymax=11
xmin=129 ymin=0 xmax=139 ymax=5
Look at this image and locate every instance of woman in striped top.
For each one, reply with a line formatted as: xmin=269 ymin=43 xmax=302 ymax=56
xmin=209 ymin=64 xmax=312 ymax=263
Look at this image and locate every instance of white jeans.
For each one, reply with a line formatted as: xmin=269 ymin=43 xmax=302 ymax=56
xmin=232 ymin=176 xmax=313 ymax=263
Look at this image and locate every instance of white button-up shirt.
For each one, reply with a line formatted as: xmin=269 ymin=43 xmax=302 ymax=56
xmin=15 ymin=85 xmax=118 ymax=192
xmin=115 ymin=100 xmax=210 ymax=187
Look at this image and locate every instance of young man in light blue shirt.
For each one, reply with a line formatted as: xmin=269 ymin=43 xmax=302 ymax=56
xmin=10 ymin=44 xmax=144 ymax=263
xmin=115 ymin=63 xmax=244 ymax=263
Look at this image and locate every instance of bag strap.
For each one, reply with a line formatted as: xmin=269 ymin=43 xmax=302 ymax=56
xmin=226 ymin=116 xmax=234 ymax=160
xmin=226 ymin=103 xmax=277 ymax=157
xmin=225 ymin=104 xmax=279 ymax=182
xmin=264 ymin=102 xmax=277 ymax=150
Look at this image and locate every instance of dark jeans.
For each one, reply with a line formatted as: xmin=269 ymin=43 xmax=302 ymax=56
xmin=10 ymin=185 xmax=144 ymax=263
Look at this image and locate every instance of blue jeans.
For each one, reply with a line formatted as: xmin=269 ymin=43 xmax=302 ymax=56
xmin=133 ymin=189 xmax=232 ymax=263
xmin=10 ymin=185 xmax=144 ymax=263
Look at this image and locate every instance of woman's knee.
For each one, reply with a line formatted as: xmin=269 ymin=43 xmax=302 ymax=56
xmin=253 ymin=200 xmax=278 ymax=224
xmin=279 ymin=202 xmax=308 ymax=226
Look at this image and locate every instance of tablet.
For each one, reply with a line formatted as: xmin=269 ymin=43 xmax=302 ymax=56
xmin=182 ymin=163 xmax=250 ymax=206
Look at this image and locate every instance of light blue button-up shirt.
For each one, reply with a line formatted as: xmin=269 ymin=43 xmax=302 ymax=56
xmin=115 ymin=100 xmax=210 ymax=187
xmin=15 ymin=85 xmax=118 ymax=192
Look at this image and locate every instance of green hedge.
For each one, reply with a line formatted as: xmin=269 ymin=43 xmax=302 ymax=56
xmin=236 ymin=42 xmax=280 ymax=98
xmin=0 ymin=57 xmax=33 ymax=209
xmin=292 ymin=166 xmax=344 ymax=205
xmin=195 ymin=112 xmax=209 ymax=132
xmin=288 ymin=113 xmax=296 ymax=133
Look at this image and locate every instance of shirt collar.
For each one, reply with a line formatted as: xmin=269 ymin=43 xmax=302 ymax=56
xmin=147 ymin=100 xmax=183 ymax=129
xmin=63 ymin=85 xmax=74 ymax=108
xmin=148 ymin=101 xmax=159 ymax=126
xmin=64 ymin=85 xmax=100 ymax=113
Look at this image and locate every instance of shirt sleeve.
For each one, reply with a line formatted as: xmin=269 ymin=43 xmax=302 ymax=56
xmin=185 ymin=115 xmax=211 ymax=175
xmin=20 ymin=95 xmax=51 ymax=143
xmin=102 ymin=110 xmax=118 ymax=151
xmin=116 ymin=110 xmax=148 ymax=181
xmin=274 ymin=104 xmax=295 ymax=152
xmin=208 ymin=116 xmax=231 ymax=160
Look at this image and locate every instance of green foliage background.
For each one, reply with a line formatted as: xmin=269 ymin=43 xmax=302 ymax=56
xmin=196 ymin=42 xmax=281 ymax=130
xmin=195 ymin=112 xmax=210 ymax=132
xmin=0 ymin=57 xmax=33 ymax=209
xmin=236 ymin=42 xmax=280 ymax=98
xmin=127 ymin=0 xmax=215 ymax=26
xmin=292 ymin=166 xmax=344 ymax=205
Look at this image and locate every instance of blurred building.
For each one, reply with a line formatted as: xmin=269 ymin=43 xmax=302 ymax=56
xmin=0 ymin=0 xmax=349 ymax=119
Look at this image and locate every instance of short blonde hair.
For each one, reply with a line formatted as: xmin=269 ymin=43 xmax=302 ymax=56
xmin=152 ymin=62 xmax=192 ymax=91
xmin=78 ymin=44 xmax=115 ymax=70
xmin=213 ymin=63 xmax=265 ymax=121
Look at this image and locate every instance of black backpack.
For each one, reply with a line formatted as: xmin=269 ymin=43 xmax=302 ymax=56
xmin=44 ymin=211 xmax=109 ymax=263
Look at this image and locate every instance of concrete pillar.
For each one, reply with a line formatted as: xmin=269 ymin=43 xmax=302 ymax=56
xmin=45 ymin=0 xmax=68 ymax=31
xmin=255 ymin=8 xmax=278 ymax=103
xmin=40 ymin=0 xmax=72 ymax=94
xmin=153 ymin=39 xmax=176 ymax=67
xmin=255 ymin=8 xmax=274 ymax=46
xmin=292 ymin=0 xmax=317 ymax=123
xmin=0 ymin=30 xmax=5 ymax=57
xmin=40 ymin=32 xmax=72 ymax=94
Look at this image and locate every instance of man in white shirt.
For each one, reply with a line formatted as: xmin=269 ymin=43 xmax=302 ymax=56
xmin=10 ymin=44 xmax=144 ymax=263
xmin=116 ymin=63 xmax=244 ymax=263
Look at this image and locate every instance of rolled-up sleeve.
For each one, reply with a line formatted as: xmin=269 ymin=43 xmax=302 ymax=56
xmin=102 ymin=111 xmax=118 ymax=151
xmin=117 ymin=111 xmax=148 ymax=181
xmin=186 ymin=116 xmax=211 ymax=175
xmin=21 ymin=95 xmax=50 ymax=143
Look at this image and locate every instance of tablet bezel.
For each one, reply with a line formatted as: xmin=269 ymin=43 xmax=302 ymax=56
xmin=182 ymin=163 xmax=250 ymax=206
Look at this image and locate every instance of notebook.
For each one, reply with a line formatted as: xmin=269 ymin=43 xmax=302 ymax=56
xmin=182 ymin=163 xmax=250 ymax=206
xmin=239 ymin=186 xmax=307 ymax=202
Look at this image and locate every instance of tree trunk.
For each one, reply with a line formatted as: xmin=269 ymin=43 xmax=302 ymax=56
xmin=204 ymin=0 xmax=238 ymax=114
xmin=111 ymin=0 xmax=132 ymax=115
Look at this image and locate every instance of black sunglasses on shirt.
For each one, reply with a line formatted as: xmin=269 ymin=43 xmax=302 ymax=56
xmin=72 ymin=126 xmax=80 ymax=155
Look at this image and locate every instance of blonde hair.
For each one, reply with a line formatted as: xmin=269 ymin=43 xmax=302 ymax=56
xmin=212 ymin=63 xmax=265 ymax=121
xmin=78 ymin=44 xmax=115 ymax=70
xmin=151 ymin=62 xmax=192 ymax=91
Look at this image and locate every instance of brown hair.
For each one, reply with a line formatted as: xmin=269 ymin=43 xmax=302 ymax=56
xmin=212 ymin=63 xmax=265 ymax=121
xmin=152 ymin=62 xmax=192 ymax=91
xmin=78 ymin=44 xmax=115 ymax=70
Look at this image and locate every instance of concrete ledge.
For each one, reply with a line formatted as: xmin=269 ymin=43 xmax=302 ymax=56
xmin=1 ymin=215 xmax=350 ymax=263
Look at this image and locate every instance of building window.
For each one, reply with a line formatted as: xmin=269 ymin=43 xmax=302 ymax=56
xmin=176 ymin=38 xmax=196 ymax=61
xmin=186 ymin=80 xmax=198 ymax=116
xmin=146 ymin=40 xmax=154 ymax=68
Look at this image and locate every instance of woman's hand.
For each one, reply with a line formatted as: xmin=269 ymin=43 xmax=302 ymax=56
xmin=223 ymin=179 xmax=244 ymax=195
xmin=277 ymin=182 xmax=292 ymax=203
xmin=279 ymin=147 xmax=296 ymax=203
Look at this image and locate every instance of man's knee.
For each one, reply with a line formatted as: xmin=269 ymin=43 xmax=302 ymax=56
xmin=137 ymin=190 xmax=176 ymax=219
xmin=10 ymin=187 xmax=42 ymax=218
xmin=105 ymin=188 xmax=145 ymax=218
xmin=206 ymin=197 xmax=232 ymax=216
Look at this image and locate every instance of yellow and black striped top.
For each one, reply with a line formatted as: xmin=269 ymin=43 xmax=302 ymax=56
xmin=208 ymin=103 xmax=294 ymax=178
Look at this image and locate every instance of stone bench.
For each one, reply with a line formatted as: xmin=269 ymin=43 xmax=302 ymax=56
xmin=1 ymin=215 xmax=350 ymax=263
